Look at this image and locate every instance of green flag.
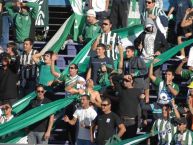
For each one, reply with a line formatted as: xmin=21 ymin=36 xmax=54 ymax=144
xmin=69 ymin=0 xmax=85 ymax=41
xmin=34 ymin=0 xmax=49 ymax=27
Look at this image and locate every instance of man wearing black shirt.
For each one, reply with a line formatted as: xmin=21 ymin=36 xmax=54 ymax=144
xmin=27 ymin=84 xmax=54 ymax=144
xmin=91 ymin=98 xmax=126 ymax=145
xmin=112 ymin=74 xmax=142 ymax=139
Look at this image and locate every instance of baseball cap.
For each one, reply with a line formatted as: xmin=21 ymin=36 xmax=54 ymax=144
xmin=86 ymin=9 xmax=96 ymax=17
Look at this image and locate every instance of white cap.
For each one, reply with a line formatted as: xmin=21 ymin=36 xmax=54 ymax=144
xmin=86 ymin=9 xmax=96 ymax=17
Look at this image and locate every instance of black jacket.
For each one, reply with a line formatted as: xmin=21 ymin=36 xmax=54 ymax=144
xmin=134 ymin=29 xmax=169 ymax=55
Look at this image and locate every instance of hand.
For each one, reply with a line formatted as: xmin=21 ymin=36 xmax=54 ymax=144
xmin=140 ymin=94 xmax=146 ymax=100
xmin=186 ymin=8 xmax=191 ymax=15
xmin=78 ymin=89 xmax=85 ymax=95
xmin=47 ymin=81 xmax=53 ymax=86
xmin=79 ymin=36 xmax=84 ymax=43
xmin=16 ymin=2 xmax=22 ymax=7
xmin=154 ymin=51 xmax=161 ymax=56
xmin=124 ymin=75 xmax=132 ymax=80
xmin=152 ymin=58 xmax=160 ymax=64
xmin=44 ymin=131 xmax=50 ymax=140
xmin=148 ymin=14 xmax=156 ymax=20
xmin=63 ymin=115 xmax=69 ymax=122
xmin=171 ymin=99 xmax=175 ymax=106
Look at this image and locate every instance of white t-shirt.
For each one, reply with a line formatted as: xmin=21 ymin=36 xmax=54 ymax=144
xmin=73 ymin=106 xmax=97 ymax=140
xmin=92 ymin=0 xmax=106 ymax=12
xmin=0 ymin=115 xmax=14 ymax=124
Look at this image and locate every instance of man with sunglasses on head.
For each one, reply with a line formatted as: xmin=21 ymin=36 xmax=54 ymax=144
xmin=142 ymin=0 xmax=168 ymax=37
xmin=111 ymin=73 xmax=143 ymax=139
xmin=91 ymin=98 xmax=126 ymax=145
xmin=27 ymin=84 xmax=54 ymax=144
xmin=92 ymin=18 xmax=123 ymax=71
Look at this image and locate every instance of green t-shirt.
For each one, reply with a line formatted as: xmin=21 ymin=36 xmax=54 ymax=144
xmin=38 ymin=61 xmax=60 ymax=86
xmin=153 ymin=78 xmax=179 ymax=102
xmin=181 ymin=69 xmax=193 ymax=81
xmin=80 ymin=22 xmax=101 ymax=42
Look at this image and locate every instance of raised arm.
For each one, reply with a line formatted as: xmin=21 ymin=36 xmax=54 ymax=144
xmin=24 ymin=2 xmax=39 ymax=19
xmin=118 ymin=44 xmax=123 ymax=71
xmin=32 ymin=53 xmax=42 ymax=64
xmin=63 ymin=115 xmax=77 ymax=126
xmin=171 ymin=99 xmax=180 ymax=118
xmin=149 ymin=62 xmax=156 ymax=82
xmin=51 ymin=53 xmax=61 ymax=78
xmin=175 ymin=58 xmax=187 ymax=75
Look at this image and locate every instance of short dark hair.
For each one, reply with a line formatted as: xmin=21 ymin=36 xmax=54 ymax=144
xmin=126 ymin=46 xmax=135 ymax=52
xmin=97 ymin=43 xmax=106 ymax=50
xmin=166 ymin=68 xmax=175 ymax=76
xmin=104 ymin=17 xmax=112 ymax=24
xmin=24 ymin=38 xmax=34 ymax=45
xmin=102 ymin=97 xmax=111 ymax=105
xmin=36 ymin=84 xmax=45 ymax=90
xmin=81 ymin=94 xmax=90 ymax=100
xmin=45 ymin=51 xmax=54 ymax=57
xmin=70 ymin=63 xmax=78 ymax=69
xmin=7 ymin=42 xmax=18 ymax=55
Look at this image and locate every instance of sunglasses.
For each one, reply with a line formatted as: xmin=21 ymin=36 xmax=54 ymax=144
xmin=123 ymin=79 xmax=131 ymax=82
xmin=69 ymin=67 xmax=76 ymax=69
xmin=146 ymin=1 xmax=152 ymax=4
xmin=101 ymin=103 xmax=109 ymax=107
xmin=37 ymin=90 xmax=44 ymax=93
xmin=4 ymin=106 xmax=10 ymax=110
xmin=102 ymin=23 xmax=109 ymax=26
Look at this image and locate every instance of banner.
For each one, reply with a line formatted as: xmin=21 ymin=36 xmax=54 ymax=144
xmin=115 ymin=132 xmax=158 ymax=145
xmin=40 ymin=14 xmax=75 ymax=54
xmin=0 ymin=96 xmax=78 ymax=139
xmin=24 ymin=0 xmax=49 ymax=27
xmin=12 ymin=92 xmax=36 ymax=115
xmin=63 ymin=24 xmax=144 ymax=75
xmin=69 ymin=0 xmax=85 ymax=41
xmin=128 ymin=0 xmax=141 ymax=27
xmin=147 ymin=38 xmax=193 ymax=67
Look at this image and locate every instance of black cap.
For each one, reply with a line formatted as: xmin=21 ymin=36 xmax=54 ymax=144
xmin=176 ymin=117 xmax=187 ymax=125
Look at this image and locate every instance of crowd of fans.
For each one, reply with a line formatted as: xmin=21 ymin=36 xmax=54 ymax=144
xmin=0 ymin=0 xmax=193 ymax=145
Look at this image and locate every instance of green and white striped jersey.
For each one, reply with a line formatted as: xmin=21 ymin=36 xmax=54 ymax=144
xmin=171 ymin=130 xmax=193 ymax=145
xmin=151 ymin=118 xmax=177 ymax=144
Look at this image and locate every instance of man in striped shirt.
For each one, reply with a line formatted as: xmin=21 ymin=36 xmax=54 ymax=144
xmin=92 ymin=18 xmax=123 ymax=71
xmin=171 ymin=117 xmax=193 ymax=145
xmin=151 ymin=100 xmax=180 ymax=145
xmin=142 ymin=0 xmax=168 ymax=37
xmin=20 ymin=38 xmax=38 ymax=97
